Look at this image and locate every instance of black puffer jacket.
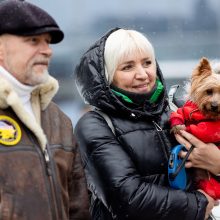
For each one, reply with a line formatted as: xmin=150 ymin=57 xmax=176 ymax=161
xmin=75 ymin=28 xmax=208 ymax=220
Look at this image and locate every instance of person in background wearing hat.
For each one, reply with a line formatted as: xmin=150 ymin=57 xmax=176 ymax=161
xmin=0 ymin=0 xmax=90 ymax=219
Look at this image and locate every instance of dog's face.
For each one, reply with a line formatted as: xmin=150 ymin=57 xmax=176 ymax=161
xmin=190 ymin=57 xmax=220 ymax=119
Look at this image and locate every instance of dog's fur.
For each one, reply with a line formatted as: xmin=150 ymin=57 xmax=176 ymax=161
xmin=190 ymin=58 xmax=220 ymax=119
xmin=170 ymin=57 xmax=220 ymax=199
xmin=171 ymin=57 xmax=220 ymax=133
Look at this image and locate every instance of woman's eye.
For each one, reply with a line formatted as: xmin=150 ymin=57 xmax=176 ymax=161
xmin=143 ymin=60 xmax=152 ymax=66
xmin=122 ymin=64 xmax=132 ymax=71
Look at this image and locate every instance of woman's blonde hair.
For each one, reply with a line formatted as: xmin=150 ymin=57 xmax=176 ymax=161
xmin=104 ymin=29 xmax=155 ymax=84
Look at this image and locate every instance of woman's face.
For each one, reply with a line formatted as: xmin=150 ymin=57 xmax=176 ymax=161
xmin=112 ymin=51 xmax=157 ymax=94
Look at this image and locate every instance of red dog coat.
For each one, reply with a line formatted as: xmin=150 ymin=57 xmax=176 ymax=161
xmin=170 ymin=100 xmax=220 ymax=199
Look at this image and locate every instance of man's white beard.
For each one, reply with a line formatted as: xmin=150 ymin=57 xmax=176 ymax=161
xmin=29 ymin=69 xmax=50 ymax=86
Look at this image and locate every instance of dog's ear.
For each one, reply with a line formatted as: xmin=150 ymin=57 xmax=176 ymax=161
xmin=192 ymin=57 xmax=212 ymax=77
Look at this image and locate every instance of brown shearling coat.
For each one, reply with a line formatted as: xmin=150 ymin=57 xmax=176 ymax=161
xmin=0 ymin=75 xmax=90 ymax=220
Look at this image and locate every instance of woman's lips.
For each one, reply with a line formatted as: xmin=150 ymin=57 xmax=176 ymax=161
xmin=132 ymin=84 xmax=149 ymax=93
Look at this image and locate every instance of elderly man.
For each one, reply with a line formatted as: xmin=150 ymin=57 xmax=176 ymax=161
xmin=0 ymin=0 xmax=90 ymax=219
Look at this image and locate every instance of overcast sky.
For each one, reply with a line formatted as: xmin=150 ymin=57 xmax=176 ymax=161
xmin=27 ymin=0 xmax=220 ymax=124
xmin=29 ymin=0 xmax=219 ymax=31
xmin=27 ymin=0 xmax=220 ymax=57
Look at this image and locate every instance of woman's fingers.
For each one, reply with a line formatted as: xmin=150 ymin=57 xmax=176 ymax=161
xmin=174 ymin=132 xmax=191 ymax=150
xmin=174 ymin=130 xmax=220 ymax=174
xmin=178 ymin=144 xmax=193 ymax=168
xmin=184 ymin=161 xmax=193 ymax=168
xmin=179 ymin=130 xmax=202 ymax=146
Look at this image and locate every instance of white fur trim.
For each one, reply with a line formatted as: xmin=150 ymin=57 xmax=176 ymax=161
xmin=0 ymin=76 xmax=59 ymax=150
xmin=32 ymin=76 xmax=59 ymax=110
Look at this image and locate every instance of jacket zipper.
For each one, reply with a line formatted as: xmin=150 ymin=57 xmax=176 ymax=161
xmin=152 ymin=120 xmax=169 ymax=160
xmin=27 ymin=130 xmax=58 ymax=220
xmin=45 ymin=144 xmax=64 ymax=220
xmin=43 ymin=147 xmax=51 ymax=175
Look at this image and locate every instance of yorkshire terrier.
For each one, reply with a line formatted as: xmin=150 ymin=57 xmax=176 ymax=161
xmin=170 ymin=57 xmax=220 ymax=199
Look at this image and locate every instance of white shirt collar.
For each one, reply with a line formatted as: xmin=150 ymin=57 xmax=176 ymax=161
xmin=0 ymin=66 xmax=36 ymax=97
xmin=0 ymin=66 xmax=37 ymax=119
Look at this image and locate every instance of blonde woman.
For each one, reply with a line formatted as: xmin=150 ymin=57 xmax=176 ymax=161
xmin=75 ymin=28 xmax=216 ymax=220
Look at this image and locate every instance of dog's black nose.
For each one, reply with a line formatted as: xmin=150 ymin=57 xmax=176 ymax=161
xmin=211 ymin=102 xmax=219 ymax=112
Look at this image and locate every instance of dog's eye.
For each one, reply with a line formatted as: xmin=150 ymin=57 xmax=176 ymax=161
xmin=206 ymin=89 xmax=213 ymax=95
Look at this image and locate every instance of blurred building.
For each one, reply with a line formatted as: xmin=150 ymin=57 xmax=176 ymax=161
xmin=19 ymin=0 xmax=220 ymax=126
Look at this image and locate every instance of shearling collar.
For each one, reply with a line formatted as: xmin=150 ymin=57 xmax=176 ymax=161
xmin=0 ymin=75 xmax=59 ymax=151
xmin=0 ymin=75 xmax=58 ymax=110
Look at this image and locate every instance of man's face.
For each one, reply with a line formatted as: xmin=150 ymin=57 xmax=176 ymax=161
xmin=0 ymin=33 xmax=52 ymax=86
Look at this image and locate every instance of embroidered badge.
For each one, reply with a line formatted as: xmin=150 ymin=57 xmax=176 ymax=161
xmin=0 ymin=116 xmax=22 ymax=146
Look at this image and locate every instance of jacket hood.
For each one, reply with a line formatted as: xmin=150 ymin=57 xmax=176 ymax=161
xmin=75 ymin=28 xmax=169 ymax=119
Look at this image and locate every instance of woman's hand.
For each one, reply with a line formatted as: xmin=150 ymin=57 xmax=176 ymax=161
xmin=197 ymin=189 xmax=219 ymax=220
xmin=174 ymin=130 xmax=220 ymax=175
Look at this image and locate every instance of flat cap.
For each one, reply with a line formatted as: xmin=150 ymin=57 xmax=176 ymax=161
xmin=0 ymin=0 xmax=64 ymax=43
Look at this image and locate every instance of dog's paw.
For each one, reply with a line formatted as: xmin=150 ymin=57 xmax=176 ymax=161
xmin=170 ymin=124 xmax=186 ymax=134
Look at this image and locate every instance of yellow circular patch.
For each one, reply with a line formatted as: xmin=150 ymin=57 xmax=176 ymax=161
xmin=0 ymin=115 xmax=22 ymax=146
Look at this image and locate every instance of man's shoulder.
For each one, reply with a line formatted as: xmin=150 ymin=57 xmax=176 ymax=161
xmin=45 ymin=101 xmax=72 ymax=123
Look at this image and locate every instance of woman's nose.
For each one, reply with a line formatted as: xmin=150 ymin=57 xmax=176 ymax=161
xmin=135 ymin=66 xmax=147 ymax=79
